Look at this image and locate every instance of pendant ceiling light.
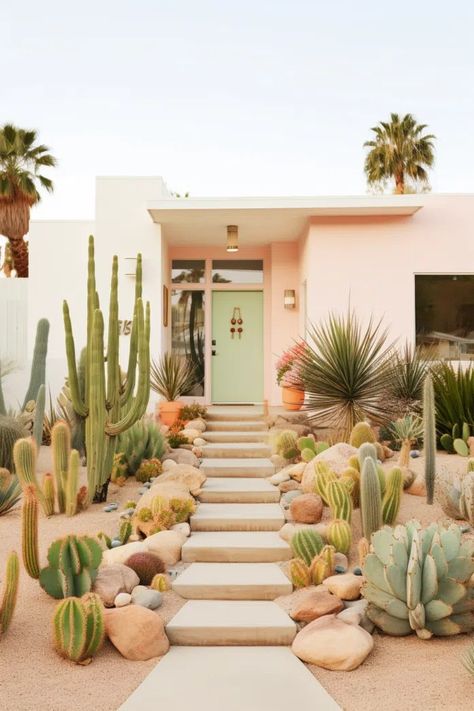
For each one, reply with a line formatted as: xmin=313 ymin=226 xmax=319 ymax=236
xmin=226 ymin=225 xmax=239 ymax=253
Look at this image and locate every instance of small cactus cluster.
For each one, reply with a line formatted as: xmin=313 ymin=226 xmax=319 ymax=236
xmin=274 ymin=430 xmax=299 ymax=461
xmin=291 ymin=529 xmax=324 ymax=565
xmin=362 ymin=520 xmax=474 ymax=638
xmin=437 ymin=458 xmax=474 ymax=526
xmin=52 ymin=421 xmax=82 ymax=516
xmin=296 ymin=436 xmax=329 ymax=462
xmin=0 ymin=416 xmax=28 ymax=472
xmin=0 ymin=551 xmax=20 ymax=636
xmin=117 ymin=419 xmax=167 ymax=475
xmin=349 ymin=421 xmax=376 ymax=448
xmin=440 ymin=422 xmax=473 ymax=457
xmin=0 ymin=467 xmax=21 ymax=516
xmin=135 ymin=458 xmax=163 ymax=483
xmin=289 ymin=544 xmax=336 ymax=588
xmin=53 ymin=593 xmax=105 ymax=664
xmin=39 ymin=535 xmax=102 ymax=599
xmin=119 ymin=520 xmax=132 ymax=544
xmin=125 ymin=551 xmax=166 ymax=585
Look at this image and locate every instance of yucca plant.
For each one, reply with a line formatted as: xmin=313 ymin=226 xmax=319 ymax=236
xmin=294 ymin=311 xmax=395 ymax=439
xmin=389 ymin=415 xmax=424 ymax=468
xmin=150 ymin=352 xmax=196 ymax=401
xmin=389 ymin=343 xmax=433 ymax=415
xmin=431 ymin=362 xmax=474 ymax=436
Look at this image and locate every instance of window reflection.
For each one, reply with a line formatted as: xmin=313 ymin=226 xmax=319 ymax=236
xmin=171 ymin=260 xmax=205 ymax=284
xmin=171 ymin=289 xmax=205 ymax=395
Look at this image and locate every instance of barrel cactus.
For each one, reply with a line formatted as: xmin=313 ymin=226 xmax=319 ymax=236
xmin=349 ymin=421 xmax=376 ymax=448
xmin=0 ymin=416 xmax=28 ymax=472
xmin=39 ymin=535 xmax=102 ymax=599
xmin=327 ymin=519 xmax=352 ymax=555
xmin=313 ymin=463 xmax=337 ymax=505
xmin=274 ymin=430 xmax=298 ymax=460
xmin=382 ymin=467 xmax=403 ymax=525
xmin=326 ymin=479 xmax=352 ymax=522
xmin=53 ymin=593 xmax=105 ymax=664
xmin=291 ymin=528 xmax=324 ymax=565
xmin=362 ymin=521 xmax=474 ymax=638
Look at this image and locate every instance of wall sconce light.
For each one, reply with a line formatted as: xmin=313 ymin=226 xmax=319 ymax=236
xmin=226 ymin=225 xmax=239 ymax=253
xmin=284 ymin=289 xmax=296 ymax=309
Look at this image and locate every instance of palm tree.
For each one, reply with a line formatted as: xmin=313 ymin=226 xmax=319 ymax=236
xmin=364 ymin=113 xmax=435 ymax=194
xmin=0 ymin=124 xmax=56 ymax=277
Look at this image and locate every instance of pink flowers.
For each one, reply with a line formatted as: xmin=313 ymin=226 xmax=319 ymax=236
xmin=276 ymin=341 xmax=308 ymax=387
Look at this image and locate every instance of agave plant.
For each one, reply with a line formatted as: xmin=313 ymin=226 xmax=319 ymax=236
xmin=150 ymin=352 xmax=196 ymax=402
xmin=389 ymin=343 xmax=433 ymax=415
xmin=294 ymin=311 xmax=396 ymax=438
xmin=462 ymin=641 xmax=474 ymax=677
xmin=431 ymin=362 xmax=474 ymax=436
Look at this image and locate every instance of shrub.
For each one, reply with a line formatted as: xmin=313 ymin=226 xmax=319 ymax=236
xmin=135 ymin=458 xmax=163 ymax=483
xmin=125 ymin=552 xmax=166 ymax=584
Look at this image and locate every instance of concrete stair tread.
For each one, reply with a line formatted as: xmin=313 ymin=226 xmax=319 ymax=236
xmin=182 ymin=531 xmax=291 ymax=562
xmin=172 ymin=562 xmax=292 ymax=599
xmin=119 ymin=646 xmax=341 ymax=711
xmin=200 ymin=458 xmax=274 ymax=477
xmin=202 ymin=442 xmax=271 ymax=458
xmin=206 ymin=407 xmax=264 ymax=421
xmin=204 ymin=430 xmax=269 ymax=443
xmin=199 ymin=478 xmax=279 ymax=503
xmin=206 ymin=420 xmax=268 ymax=432
xmin=190 ymin=503 xmax=284 ymax=531
xmin=166 ymin=600 xmax=296 ymax=645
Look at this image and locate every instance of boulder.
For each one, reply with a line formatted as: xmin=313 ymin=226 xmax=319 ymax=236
xmin=279 ymin=479 xmax=301 ymax=493
xmin=292 ymin=614 xmax=374 ymax=670
xmin=166 ymin=449 xmax=199 ymax=467
xmin=288 ymin=462 xmax=306 ymax=482
xmin=323 ymin=573 xmax=362 ymax=601
xmin=267 ymin=469 xmax=291 ymax=485
xmin=162 ymin=459 xmax=178 ymax=471
xmin=186 ymin=418 xmax=206 ymax=433
xmin=289 ymin=493 xmax=323 ymax=524
xmin=154 ymin=464 xmax=206 ymax=495
xmin=93 ymin=563 xmax=140 ymax=607
xmin=145 ymin=529 xmax=185 ymax=565
xmin=193 ymin=437 xmax=206 ymax=447
xmin=114 ymin=592 xmax=132 ymax=607
xmin=279 ymin=522 xmax=328 ymax=544
xmin=289 ymin=588 xmax=344 ymax=623
xmin=171 ymin=522 xmax=191 ymax=537
xmin=135 ymin=481 xmax=195 ymax=519
xmin=302 ymin=443 xmax=357 ymax=492
xmin=131 ymin=585 xmax=163 ymax=610
xmin=281 ymin=490 xmax=303 ymax=509
xmin=406 ymin=476 xmax=426 ymax=497
xmin=181 ymin=428 xmax=201 ymax=443
xmin=104 ymin=606 xmax=169 ymax=661
xmin=102 ymin=541 xmax=148 ymax=567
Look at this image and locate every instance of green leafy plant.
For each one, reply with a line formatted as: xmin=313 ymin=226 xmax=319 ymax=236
xmin=295 ymin=311 xmax=395 ymax=439
xmin=150 ymin=352 xmax=195 ymax=402
xmin=363 ymin=521 xmax=474 ymax=638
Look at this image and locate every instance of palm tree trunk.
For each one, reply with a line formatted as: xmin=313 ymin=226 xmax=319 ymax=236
xmin=8 ymin=237 xmax=29 ymax=278
xmin=394 ymin=173 xmax=405 ymax=194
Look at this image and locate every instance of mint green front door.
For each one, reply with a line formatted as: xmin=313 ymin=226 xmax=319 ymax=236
xmin=211 ymin=291 xmax=264 ymax=403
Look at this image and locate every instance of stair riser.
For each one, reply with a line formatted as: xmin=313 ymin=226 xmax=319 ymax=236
xmin=182 ymin=547 xmax=292 ymax=563
xmin=206 ymin=413 xmax=264 ymax=422
xmin=204 ymin=433 xmax=269 ymax=443
xmin=190 ymin=520 xmax=283 ymax=532
xmin=201 ymin=448 xmax=271 ymax=459
xmin=206 ymin=422 xmax=268 ymax=432
xmin=198 ymin=491 xmax=279 ymax=503
xmin=172 ymin=584 xmax=292 ymax=600
xmin=166 ymin=627 xmax=296 ymax=646
xmin=200 ymin=468 xmax=273 ymax=478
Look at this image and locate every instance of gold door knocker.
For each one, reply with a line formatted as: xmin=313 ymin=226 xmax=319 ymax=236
xmin=230 ymin=307 xmax=243 ymax=339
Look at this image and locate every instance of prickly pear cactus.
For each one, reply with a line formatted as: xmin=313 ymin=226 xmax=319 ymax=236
xmin=39 ymin=534 xmax=102 ymax=599
xmin=362 ymin=520 xmax=474 ymax=638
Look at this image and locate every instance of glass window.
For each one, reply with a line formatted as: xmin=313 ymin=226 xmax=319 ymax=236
xmin=415 ymin=275 xmax=474 ymax=360
xmin=171 ymin=259 xmax=205 ymax=284
xmin=171 ymin=289 xmax=205 ymax=395
xmin=212 ymin=259 xmax=263 ymax=284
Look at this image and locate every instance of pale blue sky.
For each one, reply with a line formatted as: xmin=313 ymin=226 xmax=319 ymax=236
xmin=3 ymin=0 xmax=474 ymax=217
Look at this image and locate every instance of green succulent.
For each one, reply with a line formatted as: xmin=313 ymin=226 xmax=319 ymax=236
xmin=362 ymin=520 xmax=474 ymax=638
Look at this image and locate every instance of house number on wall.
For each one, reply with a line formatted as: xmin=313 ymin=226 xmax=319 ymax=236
xmin=230 ymin=307 xmax=243 ymax=339
xmin=118 ymin=319 xmax=132 ymax=336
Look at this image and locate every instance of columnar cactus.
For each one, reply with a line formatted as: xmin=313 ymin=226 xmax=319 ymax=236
xmin=358 ymin=442 xmax=385 ymax=495
xmin=313 ymin=463 xmax=337 ymax=504
xmin=13 ymin=437 xmax=47 ymax=513
xmin=339 ymin=466 xmax=360 ymax=507
xmin=291 ymin=528 xmax=324 ymax=565
xmin=326 ymin=479 xmax=352 ymax=522
xmin=360 ymin=456 xmax=382 ymax=541
xmin=53 ymin=593 xmax=105 ymax=664
xmin=289 ymin=558 xmax=311 ymax=588
xmin=52 ymin=420 xmax=71 ymax=513
xmin=42 ymin=473 xmax=55 ymax=517
xmin=363 ymin=521 xmax=474 ymax=638
xmin=22 ymin=485 xmax=40 ymax=579
xmin=423 ymin=374 xmax=437 ymax=504
xmin=39 ymin=534 xmax=102 ymax=599
xmin=0 ymin=416 xmax=28 ymax=472
xmin=22 ymin=318 xmax=50 ymax=409
xmin=0 ymin=468 xmax=21 ymax=516
xmin=382 ymin=467 xmax=403 ymax=525
xmin=327 ymin=519 xmax=352 ymax=554
xmin=0 ymin=550 xmax=19 ymax=635
xmin=32 ymin=384 xmax=46 ymax=450
xmin=64 ymin=450 xmax=79 ymax=517
xmin=119 ymin=520 xmax=132 ymax=545
xmin=63 ymin=236 xmax=150 ymax=502
xmin=349 ymin=421 xmax=376 ymax=448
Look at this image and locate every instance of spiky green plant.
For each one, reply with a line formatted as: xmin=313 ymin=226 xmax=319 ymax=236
xmin=291 ymin=528 xmax=324 ymax=566
xmin=437 ymin=459 xmax=474 ymax=526
xmin=0 ymin=468 xmax=21 ymax=515
xmin=150 ymin=351 xmax=195 ymax=402
xmin=431 ymin=362 xmax=474 ymax=439
xmin=423 ymin=374 xmax=437 ymax=505
xmin=293 ymin=311 xmax=395 ymax=439
xmin=32 ymin=384 xmax=46 ymax=449
xmin=51 ymin=420 xmax=70 ymax=513
xmin=39 ymin=535 xmax=102 ymax=599
xmin=389 ymin=415 xmax=424 ymax=468
xmin=119 ymin=520 xmax=132 ymax=545
xmin=53 ymin=593 xmax=105 ymax=664
xmin=13 ymin=437 xmax=47 ymax=513
xmin=313 ymin=462 xmax=337 ymax=505
xmin=64 ymin=450 xmax=80 ymax=517
xmin=117 ymin=419 xmax=167 ymax=475
xmin=360 ymin=456 xmax=382 ymax=541
xmin=289 ymin=558 xmax=311 ymax=588
xmin=388 ymin=343 xmax=432 ymax=414
xmin=349 ymin=421 xmax=376 ymax=448
xmin=273 ymin=430 xmax=299 ymax=460
xmin=462 ymin=641 xmax=474 ymax=677
xmin=63 ymin=236 xmax=150 ymax=502
xmin=363 ymin=521 xmax=474 ymax=638
xmin=0 ymin=550 xmax=19 ymax=635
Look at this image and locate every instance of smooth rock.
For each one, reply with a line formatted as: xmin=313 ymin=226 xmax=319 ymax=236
xmin=292 ymin=614 xmax=374 ymax=670
xmin=279 ymin=522 xmax=328 ymax=544
xmin=288 ymin=462 xmax=306 ymax=482
xmin=145 ymin=529 xmax=185 ymax=565
xmin=323 ymin=573 xmax=362 ymax=601
xmin=290 ymin=588 xmax=344 ymax=623
xmin=334 ymin=565 xmax=346 ymax=574
xmin=162 ymin=459 xmax=178 ymax=470
xmin=111 ymin=539 xmax=122 ymax=548
xmin=93 ymin=564 xmax=140 ymax=607
xmin=353 ymin=566 xmax=363 ymax=576
xmin=410 ymin=449 xmax=420 ymax=458
xmin=406 ymin=476 xmax=426 ymax=497
xmin=102 ymin=541 xmax=148 ymax=566
xmin=171 ymin=522 xmax=191 ymax=537
xmin=279 ymin=480 xmax=301 ymax=493
xmin=104 ymin=606 xmax=169 ymax=661
xmin=181 ymin=428 xmax=201 ymax=443
xmin=267 ymin=470 xmax=291 ymax=485
xmin=131 ymin=586 xmax=163 ymax=610
xmin=337 ymin=607 xmax=362 ymax=626
xmin=302 ymin=443 xmax=358 ymax=492
xmin=281 ymin=490 xmax=303 ymax=508
xmin=289 ymin=494 xmax=323 ymax=524
xmin=155 ymin=464 xmax=206 ymax=495
xmin=186 ymin=418 xmax=206 ymax=433
xmin=114 ymin=592 xmax=132 ymax=607
xmin=166 ymin=449 xmax=199 ymax=467
xmin=194 ymin=437 xmax=206 ymax=447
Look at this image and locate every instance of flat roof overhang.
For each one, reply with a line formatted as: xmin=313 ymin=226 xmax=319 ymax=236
xmin=147 ymin=195 xmax=423 ymax=246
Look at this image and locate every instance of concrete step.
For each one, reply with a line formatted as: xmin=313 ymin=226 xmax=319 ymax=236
xmin=119 ymin=646 xmax=342 ymax=711
xmin=172 ymin=562 xmax=292 ymax=600
xmin=201 ymin=443 xmax=272 ymax=459
xmin=200 ymin=458 xmax=274 ymax=478
xmin=166 ymin=600 xmax=296 ymax=646
xmin=206 ymin=407 xmax=264 ymax=422
xmin=199 ymin=478 xmax=279 ymax=503
xmin=182 ymin=532 xmax=292 ymax=562
xmin=190 ymin=503 xmax=285 ymax=532
xmin=206 ymin=420 xmax=268 ymax=432
xmin=203 ymin=430 xmax=269 ymax=443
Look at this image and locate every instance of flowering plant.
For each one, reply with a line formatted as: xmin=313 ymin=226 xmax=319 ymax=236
xmin=276 ymin=341 xmax=307 ymax=388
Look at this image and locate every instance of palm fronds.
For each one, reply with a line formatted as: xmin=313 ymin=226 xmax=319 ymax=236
xmin=389 ymin=343 xmax=433 ymax=414
xmin=150 ymin=352 xmax=196 ymax=401
xmin=295 ymin=311 xmax=396 ymax=439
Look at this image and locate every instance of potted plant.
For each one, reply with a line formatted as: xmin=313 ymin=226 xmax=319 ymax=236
xmin=150 ymin=352 xmax=196 ymax=426
xmin=276 ymin=342 xmax=307 ymax=411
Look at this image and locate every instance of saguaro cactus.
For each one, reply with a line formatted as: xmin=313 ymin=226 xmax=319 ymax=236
xmin=63 ymin=236 xmax=150 ymax=502
xmin=423 ymin=374 xmax=437 ymax=504
xmin=22 ymin=318 xmax=50 ymax=409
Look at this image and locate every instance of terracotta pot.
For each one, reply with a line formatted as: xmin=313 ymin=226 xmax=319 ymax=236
xmin=156 ymin=401 xmax=183 ymax=426
xmin=281 ymin=385 xmax=304 ymax=411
